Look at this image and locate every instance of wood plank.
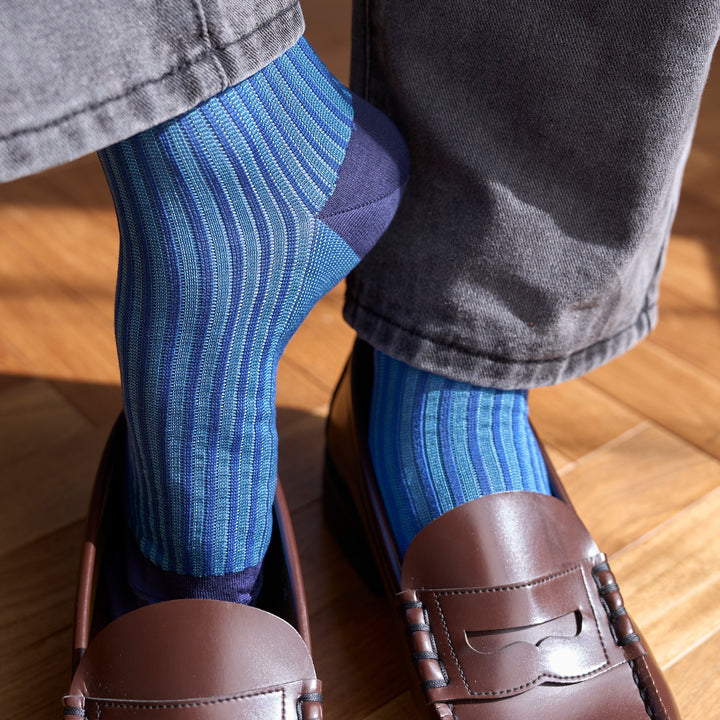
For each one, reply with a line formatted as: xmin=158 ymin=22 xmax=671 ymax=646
xmin=0 ymin=521 xmax=84 ymax=720
xmin=0 ymin=380 xmax=104 ymax=553
xmin=282 ymin=284 xmax=356 ymax=394
xmin=659 ymin=232 xmax=720 ymax=308
xmin=0 ymin=154 xmax=113 ymax=210
xmin=651 ymin=286 xmax=720 ymax=380
xmin=0 ymin=233 xmax=118 ymax=381
xmin=531 ymin=377 xmax=643 ymax=461
xmin=312 ymin=590 xmax=406 ymax=720
xmin=1 ymin=201 xmax=117 ymax=298
xmin=277 ymin=401 xmax=328 ymax=512
xmin=3 ymin=627 xmax=72 ymax=720
xmin=293 ymin=499 xmax=369 ymax=615
xmin=610 ymin=486 xmax=720 ymax=669
xmin=277 ymin=354 xmax=330 ymax=412
xmin=585 ymin=341 xmax=720 ymax=459
xmin=560 ymin=422 xmax=720 ymax=555
xmin=0 ymin=159 xmax=118 ymax=382
xmin=302 ymin=0 xmax=353 ymax=83
xmin=664 ymin=627 xmax=720 ymax=720
xmin=542 ymin=443 xmax=573 ymax=473
xmin=277 ymin=353 xmax=333 ymax=512
xmin=49 ymin=378 xmax=122 ymax=429
xmin=0 ymin=372 xmax=32 ymax=395
xmin=363 ymin=692 xmax=416 ymax=720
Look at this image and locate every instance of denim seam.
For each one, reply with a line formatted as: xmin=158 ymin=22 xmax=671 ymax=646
xmin=346 ymin=292 xmax=657 ymax=367
xmin=0 ymin=0 xmax=300 ymax=142
xmin=192 ymin=0 xmax=230 ymax=88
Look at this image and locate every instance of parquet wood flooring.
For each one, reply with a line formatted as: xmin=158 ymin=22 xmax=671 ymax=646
xmin=1 ymin=4 xmax=718 ymax=719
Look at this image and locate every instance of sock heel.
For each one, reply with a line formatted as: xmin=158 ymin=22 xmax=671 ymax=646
xmin=322 ymin=449 xmax=384 ymax=595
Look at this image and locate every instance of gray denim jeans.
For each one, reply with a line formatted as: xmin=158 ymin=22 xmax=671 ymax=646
xmin=344 ymin=1 xmax=720 ymax=387
xmin=0 ymin=0 xmax=304 ymax=182
xmin=1 ymin=1 xmax=718 ymax=388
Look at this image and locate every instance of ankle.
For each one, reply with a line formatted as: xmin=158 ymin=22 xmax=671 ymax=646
xmin=105 ymin=525 xmax=265 ymax=621
xmin=369 ymin=349 xmax=551 ymax=554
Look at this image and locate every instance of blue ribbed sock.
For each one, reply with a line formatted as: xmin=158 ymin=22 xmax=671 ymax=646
xmin=369 ymin=351 xmax=552 ymax=556
xmin=99 ymin=37 xmax=407 ymax=608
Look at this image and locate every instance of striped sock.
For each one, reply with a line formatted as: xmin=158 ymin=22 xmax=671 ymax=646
xmin=369 ymin=350 xmax=551 ymax=556
xmin=99 ymin=37 xmax=407 ymax=605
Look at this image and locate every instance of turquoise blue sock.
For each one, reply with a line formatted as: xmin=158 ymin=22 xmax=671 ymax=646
xmin=369 ymin=350 xmax=551 ymax=556
xmin=99 ymin=37 xmax=408 ymax=602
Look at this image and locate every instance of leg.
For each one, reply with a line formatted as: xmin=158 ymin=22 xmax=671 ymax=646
xmin=323 ymin=1 xmax=720 ymax=717
xmin=346 ymin=0 xmax=720 ymax=550
xmin=347 ymin=0 xmax=720 ymax=386
xmin=0 ymin=0 xmax=407 ymax=609
xmin=99 ymin=35 xmax=407 ymax=607
xmin=0 ymin=0 xmax=306 ymax=182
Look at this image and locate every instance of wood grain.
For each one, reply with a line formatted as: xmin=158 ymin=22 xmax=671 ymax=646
xmin=610 ymin=487 xmax=720 ymax=671
xmin=561 ymin=422 xmax=720 ymax=555
xmin=585 ymin=341 xmax=720 ymax=459
xmin=665 ymin=627 xmax=720 ymax=720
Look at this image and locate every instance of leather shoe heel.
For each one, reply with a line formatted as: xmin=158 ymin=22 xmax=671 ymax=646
xmin=322 ymin=448 xmax=384 ymax=595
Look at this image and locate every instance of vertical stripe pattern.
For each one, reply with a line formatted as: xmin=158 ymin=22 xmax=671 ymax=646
xmin=369 ymin=350 xmax=552 ymax=556
xmin=100 ymin=38 xmax=367 ymax=576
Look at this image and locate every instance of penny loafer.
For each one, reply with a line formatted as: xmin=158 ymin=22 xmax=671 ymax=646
xmin=323 ymin=338 xmax=680 ymax=720
xmin=65 ymin=415 xmax=322 ymax=720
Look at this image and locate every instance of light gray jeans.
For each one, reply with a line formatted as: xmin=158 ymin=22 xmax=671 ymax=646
xmin=1 ymin=1 xmax=718 ymax=388
xmin=0 ymin=0 xmax=304 ymax=181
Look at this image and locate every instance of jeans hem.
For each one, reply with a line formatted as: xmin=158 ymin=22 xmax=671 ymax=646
xmin=0 ymin=1 xmax=304 ymax=182
xmin=343 ymin=295 xmax=658 ymax=389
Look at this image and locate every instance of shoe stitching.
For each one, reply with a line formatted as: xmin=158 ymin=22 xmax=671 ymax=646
xmin=430 ymin=563 xmax=614 ymax=697
xmin=591 ymin=560 xmax=643 ymax=650
xmin=62 ymin=705 xmax=85 ymax=717
xmin=432 ymin=601 xmax=616 ymax=697
xmin=400 ymin=598 xmax=450 ymax=690
xmin=86 ymin=685 xmax=285 ymax=710
xmin=580 ymin=559 xmax=611 ymax=662
xmin=432 ymin=564 xmax=578 ymax=595
xmin=644 ymin=664 xmax=668 ymax=720
xmin=631 ymin=661 xmax=662 ymax=720
xmin=296 ymin=691 xmax=323 ymax=720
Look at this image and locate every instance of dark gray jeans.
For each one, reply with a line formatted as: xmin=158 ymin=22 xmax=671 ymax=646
xmin=1 ymin=1 xmax=718 ymax=388
xmin=345 ymin=1 xmax=720 ymax=387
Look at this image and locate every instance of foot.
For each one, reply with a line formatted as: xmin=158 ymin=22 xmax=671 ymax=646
xmin=67 ymin=418 xmax=321 ymax=720
xmin=323 ymin=338 xmax=681 ymax=720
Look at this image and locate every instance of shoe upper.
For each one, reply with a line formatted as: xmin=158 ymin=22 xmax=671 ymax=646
xmin=64 ymin=599 xmax=321 ymax=720
xmin=398 ymin=493 xmax=671 ymax=720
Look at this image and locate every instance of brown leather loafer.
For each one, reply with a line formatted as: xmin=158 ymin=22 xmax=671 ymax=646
xmin=324 ymin=339 xmax=680 ymax=720
xmin=65 ymin=416 xmax=322 ymax=720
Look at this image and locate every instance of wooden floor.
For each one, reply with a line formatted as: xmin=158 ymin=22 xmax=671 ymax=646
xmin=1 ymin=4 xmax=719 ymax=718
